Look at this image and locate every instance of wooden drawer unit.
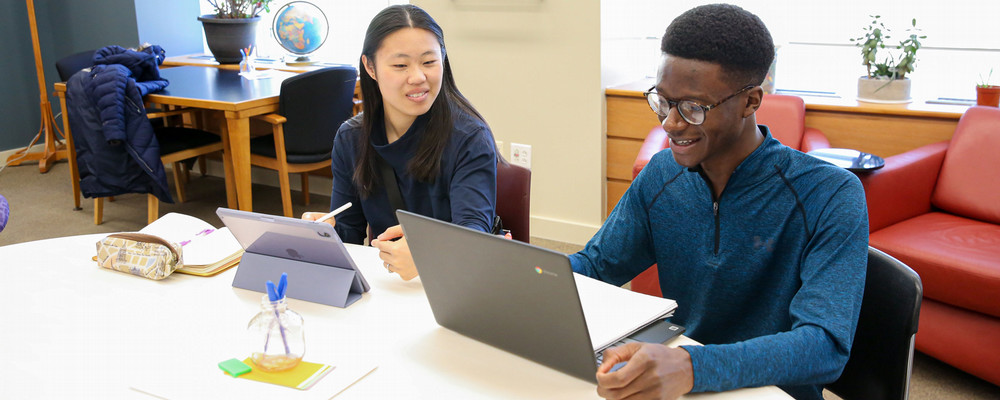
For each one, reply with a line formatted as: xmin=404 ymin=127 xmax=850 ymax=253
xmin=605 ymin=82 xmax=662 ymax=218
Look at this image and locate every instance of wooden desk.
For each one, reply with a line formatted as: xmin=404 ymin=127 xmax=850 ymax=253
xmin=55 ymin=66 xmax=297 ymax=212
xmin=605 ymin=78 xmax=969 ymax=217
xmin=154 ymin=66 xmax=299 ymax=211
xmin=165 ymin=54 xmax=363 ymax=115
xmin=163 ymin=54 xmax=345 ymax=73
xmin=0 ymin=234 xmax=793 ymax=399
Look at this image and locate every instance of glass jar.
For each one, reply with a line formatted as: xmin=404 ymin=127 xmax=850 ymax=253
xmin=247 ymin=295 xmax=305 ymax=371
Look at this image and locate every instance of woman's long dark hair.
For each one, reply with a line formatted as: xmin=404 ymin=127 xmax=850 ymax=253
xmin=353 ymin=4 xmax=487 ymax=198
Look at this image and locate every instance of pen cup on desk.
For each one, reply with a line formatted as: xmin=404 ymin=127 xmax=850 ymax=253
xmin=247 ymin=294 xmax=305 ymax=372
xmin=239 ymin=49 xmax=256 ymax=77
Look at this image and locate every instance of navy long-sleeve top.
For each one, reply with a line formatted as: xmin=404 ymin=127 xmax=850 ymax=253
xmin=329 ymin=109 xmax=497 ymax=244
xmin=571 ymin=128 xmax=868 ymax=399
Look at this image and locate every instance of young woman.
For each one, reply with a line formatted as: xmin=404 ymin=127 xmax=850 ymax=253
xmin=303 ymin=5 xmax=497 ymax=281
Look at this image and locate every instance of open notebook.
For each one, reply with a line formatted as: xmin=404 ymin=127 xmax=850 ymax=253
xmin=139 ymin=213 xmax=243 ymax=276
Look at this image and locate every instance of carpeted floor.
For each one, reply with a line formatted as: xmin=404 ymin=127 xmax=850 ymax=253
xmin=0 ymin=160 xmax=998 ymax=399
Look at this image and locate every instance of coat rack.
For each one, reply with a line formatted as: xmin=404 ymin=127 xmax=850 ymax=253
xmin=6 ymin=0 xmax=69 ymax=173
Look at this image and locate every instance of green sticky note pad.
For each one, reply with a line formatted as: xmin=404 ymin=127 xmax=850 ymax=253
xmin=219 ymin=358 xmax=252 ymax=378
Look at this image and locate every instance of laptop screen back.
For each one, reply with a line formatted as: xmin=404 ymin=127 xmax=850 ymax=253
xmin=398 ymin=211 xmax=599 ymax=383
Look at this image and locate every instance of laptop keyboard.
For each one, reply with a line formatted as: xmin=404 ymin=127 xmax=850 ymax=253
xmin=594 ymin=338 xmax=634 ymax=366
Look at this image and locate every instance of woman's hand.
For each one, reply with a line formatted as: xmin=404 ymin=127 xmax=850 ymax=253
xmin=370 ymin=225 xmax=418 ymax=281
xmin=301 ymin=211 xmax=336 ymax=227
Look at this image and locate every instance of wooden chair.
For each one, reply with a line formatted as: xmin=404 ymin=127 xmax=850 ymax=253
xmin=249 ymin=66 xmax=357 ymax=217
xmin=55 ymin=49 xmax=96 ymax=211
xmin=56 ymin=50 xmax=219 ymax=220
xmin=92 ymin=107 xmax=228 ymax=225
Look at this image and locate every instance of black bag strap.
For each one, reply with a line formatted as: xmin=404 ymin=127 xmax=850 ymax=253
xmin=375 ymin=152 xmax=406 ymax=222
xmin=376 ymin=152 xmax=506 ymax=236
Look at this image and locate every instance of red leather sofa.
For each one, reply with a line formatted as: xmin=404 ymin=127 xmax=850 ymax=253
xmin=857 ymin=106 xmax=1000 ymax=386
xmin=629 ymin=94 xmax=831 ymax=296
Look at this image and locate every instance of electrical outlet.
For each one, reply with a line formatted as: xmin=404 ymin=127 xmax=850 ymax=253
xmin=510 ymin=143 xmax=531 ymax=169
xmin=494 ymin=140 xmax=504 ymax=156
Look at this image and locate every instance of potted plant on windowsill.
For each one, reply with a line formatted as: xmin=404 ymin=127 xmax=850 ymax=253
xmin=851 ymin=15 xmax=926 ymax=103
xmin=977 ymin=69 xmax=1000 ymax=107
xmin=198 ymin=0 xmax=272 ymax=64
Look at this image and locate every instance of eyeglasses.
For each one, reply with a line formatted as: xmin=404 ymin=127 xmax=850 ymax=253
xmin=643 ymin=85 xmax=756 ymax=125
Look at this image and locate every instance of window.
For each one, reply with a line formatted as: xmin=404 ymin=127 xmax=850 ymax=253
xmin=199 ymin=0 xmax=408 ymax=66
xmin=602 ymin=0 xmax=1000 ymax=100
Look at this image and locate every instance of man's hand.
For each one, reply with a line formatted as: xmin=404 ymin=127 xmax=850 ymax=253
xmin=595 ymin=343 xmax=694 ymax=400
xmin=370 ymin=225 xmax=418 ymax=281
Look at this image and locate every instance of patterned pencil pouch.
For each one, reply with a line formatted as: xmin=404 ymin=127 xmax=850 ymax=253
xmin=95 ymin=233 xmax=183 ymax=280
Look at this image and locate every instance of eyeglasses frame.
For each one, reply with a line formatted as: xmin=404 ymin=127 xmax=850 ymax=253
xmin=643 ymin=84 xmax=757 ymax=125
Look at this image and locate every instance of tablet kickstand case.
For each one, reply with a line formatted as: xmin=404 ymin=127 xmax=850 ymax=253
xmin=217 ymin=208 xmax=369 ymax=308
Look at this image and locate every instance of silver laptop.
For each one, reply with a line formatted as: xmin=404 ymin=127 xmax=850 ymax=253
xmin=397 ymin=210 xmax=683 ymax=383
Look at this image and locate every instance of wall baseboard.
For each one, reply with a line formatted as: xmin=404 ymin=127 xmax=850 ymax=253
xmin=0 ymin=144 xmax=48 ymax=169
xmin=530 ymin=215 xmax=600 ymax=246
xmin=10 ymin=154 xmax=597 ymax=245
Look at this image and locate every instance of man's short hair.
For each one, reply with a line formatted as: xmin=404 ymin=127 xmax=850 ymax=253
xmin=661 ymin=4 xmax=774 ymax=87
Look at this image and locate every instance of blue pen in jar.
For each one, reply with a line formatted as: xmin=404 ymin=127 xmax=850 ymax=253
xmin=247 ymin=273 xmax=305 ymax=371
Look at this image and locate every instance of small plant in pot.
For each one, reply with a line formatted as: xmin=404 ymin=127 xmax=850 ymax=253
xmin=199 ymin=0 xmax=273 ymax=64
xmin=977 ymin=69 xmax=1000 ymax=107
xmin=850 ymin=15 xmax=926 ymax=103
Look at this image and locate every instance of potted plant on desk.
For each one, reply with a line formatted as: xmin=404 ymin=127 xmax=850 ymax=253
xmin=199 ymin=0 xmax=273 ymax=64
xmin=977 ymin=69 xmax=1000 ymax=107
xmin=851 ymin=15 xmax=926 ymax=103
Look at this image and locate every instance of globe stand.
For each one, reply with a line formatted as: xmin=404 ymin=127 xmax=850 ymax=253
xmin=284 ymin=55 xmax=318 ymax=67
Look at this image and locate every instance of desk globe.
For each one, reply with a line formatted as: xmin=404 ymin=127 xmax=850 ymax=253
xmin=272 ymin=1 xmax=328 ymax=66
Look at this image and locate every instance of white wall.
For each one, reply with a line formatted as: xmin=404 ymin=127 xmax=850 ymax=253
xmin=412 ymin=0 xmax=604 ymax=245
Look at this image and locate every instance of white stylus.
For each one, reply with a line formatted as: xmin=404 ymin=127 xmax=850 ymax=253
xmin=315 ymin=202 xmax=352 ymax=223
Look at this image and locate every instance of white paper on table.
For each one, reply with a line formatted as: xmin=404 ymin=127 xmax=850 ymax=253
xmin=130 ymin=361 xmax=378 ymax=399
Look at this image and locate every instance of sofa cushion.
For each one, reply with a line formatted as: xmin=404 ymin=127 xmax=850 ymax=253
xmin=931 ymin=106 xmax=1000 ymax=225
xmin=914 ymin=299 xmax=1000 ymax=386
xmin=870 ymin=212 xmax=1000 ymax=318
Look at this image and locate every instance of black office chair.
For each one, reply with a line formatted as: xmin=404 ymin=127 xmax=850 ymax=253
xmin=56 ymin=49 xmax=96 ymax=82
xmin=496 ymin=161 xmax=531 ymax=243
xmin=826 ymin=247 xmax=922 ymax=400
xmin=249 ymin=66 xmax=358 ymax=217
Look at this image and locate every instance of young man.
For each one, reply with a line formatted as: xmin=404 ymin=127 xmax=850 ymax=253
xmin=571 ymin=5 xmax=868 ymax=400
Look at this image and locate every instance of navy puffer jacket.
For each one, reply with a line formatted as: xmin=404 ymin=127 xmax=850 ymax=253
xmin=67 ymin=45 xmax=173 ymax=203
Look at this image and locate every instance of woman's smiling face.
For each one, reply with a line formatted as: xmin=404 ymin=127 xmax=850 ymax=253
xmin=364 ymin=27 xmax=444 ymax=131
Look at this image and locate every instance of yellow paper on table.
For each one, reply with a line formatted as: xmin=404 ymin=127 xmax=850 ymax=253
xmin=234 ymin=357 xmax=333 ymax=390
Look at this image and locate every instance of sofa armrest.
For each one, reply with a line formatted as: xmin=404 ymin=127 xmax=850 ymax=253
xmin=632 ymin=126 xmax=668 ymax=179
xmin=800 ymin=127 xmax=830 ymax=153
xmin=859 ymin=141 xmax=949 ymax=232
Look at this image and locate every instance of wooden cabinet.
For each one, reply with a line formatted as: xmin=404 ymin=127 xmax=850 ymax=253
xmin=605 ymin=81 xmax=663 ymax=217
xmin=604 ymin=78 xmax=967 ymax=218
